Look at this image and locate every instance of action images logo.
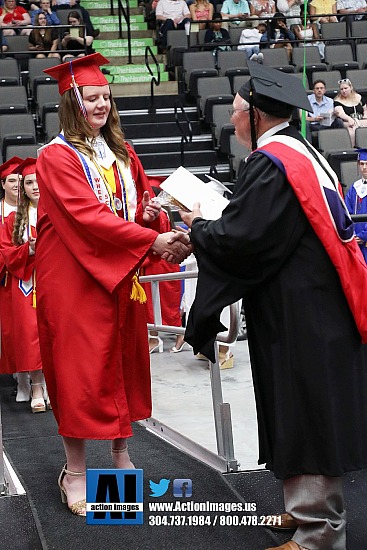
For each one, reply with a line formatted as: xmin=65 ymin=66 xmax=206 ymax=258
xmin=86 ymin=469 xmax=143 ymax=525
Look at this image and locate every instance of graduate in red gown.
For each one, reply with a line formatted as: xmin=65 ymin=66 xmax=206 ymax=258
xmin=35 ymin=53 xmax=191 ymax=516
xmin=0 ymin=158 xmax=25 ymax=392
xmin=0 ymin=158 xmax=49 ymax=413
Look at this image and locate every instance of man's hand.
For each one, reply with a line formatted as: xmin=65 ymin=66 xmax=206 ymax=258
xmin=142 ymin=190 xmax=161 ymax=223
xmin=179 ymin=202 xmax=203 ymax=228
xmin=151 ymin=231 xmax=192 ymax=264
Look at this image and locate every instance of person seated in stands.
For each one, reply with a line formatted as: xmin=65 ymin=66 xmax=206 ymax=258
xmin=0 ymin=0 xmax=31 ymax=35
xmin=220 ymin=0 xmax=251 ymax=29
xmin=336 ymin=0 xmax=367 ymax=22
xmin=309 ymin=0 xmax=338 ymax=24
xmin=237 ymin=21 xmax=266 ymax=61
xmin=31 ymin=0 xmax=60 ymax=25
xmin=249 ymin=0 xmax=275 ymax=26
xmin=61 ymin=10 xmax=93 ymax=61
xmin=293 ymin=3 xmax=325 ymax=57
xmin=189 ymin=0 xmax=214 ymax=30
xmin=29 ymin=11 xmax=60 ymax=57
xmin=51 ymin=0 xmax=100 ymax=37
xmin=303 ymin=80 xmax=344 ymax=143
xmin=155 ymin=0 xmax=191 ymax=51
xmin=1 ymin=34 xmax=8 ymax=51
xmin=259 ymin=11 xmax=295 ymax=59
xmin=204 ymin=12 xmax=231 ymax=54
xmin=334 ymin=77 xmax=367 ymax=146
xmin=345 ymin=148 xmax=367 ymax=264
xmin=276 ymin=0 xmax=304 ymax=27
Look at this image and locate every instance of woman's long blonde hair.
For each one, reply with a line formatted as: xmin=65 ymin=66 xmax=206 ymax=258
xmin=12 ymin=176 xmax=30 ymax=246
xmin=58 ymin=87 xmax=130 ymax=166
xmin=334 ymin=79 xmax=358 ymax=103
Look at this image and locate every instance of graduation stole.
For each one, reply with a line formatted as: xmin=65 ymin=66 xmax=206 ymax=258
xmin=256 ymin=134 xmax=367 ymax=344
xmin=47 ymin=135 xmax=146 ymax=304
xmin=18 ymin=208 xmax=37 ymax=308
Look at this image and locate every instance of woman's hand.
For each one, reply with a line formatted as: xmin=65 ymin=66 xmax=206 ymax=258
xmin=142 ymin=190 xmax=161 ymax=223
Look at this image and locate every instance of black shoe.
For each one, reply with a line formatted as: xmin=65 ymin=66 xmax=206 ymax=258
xmin=91 ymin=28 xmax=100 ymax=38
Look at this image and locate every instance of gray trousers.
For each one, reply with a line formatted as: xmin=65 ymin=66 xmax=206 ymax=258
xmin=283 ymin=474 xmax=346 ymax=550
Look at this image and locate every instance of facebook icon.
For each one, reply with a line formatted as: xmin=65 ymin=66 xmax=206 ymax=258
xmin=173 ymin=479 xmax=192 ymax=497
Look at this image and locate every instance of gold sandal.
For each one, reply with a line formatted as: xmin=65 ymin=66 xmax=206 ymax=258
xmin=58 ymin=464 xmax=86 ymax=517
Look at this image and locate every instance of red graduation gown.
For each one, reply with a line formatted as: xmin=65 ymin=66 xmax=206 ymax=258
xmin=0 ymin=201 xmax=17 ymax=374
xmin=0 ymin=212 xmax=42 ymax=374
xmin=36 ymin=142 xmax=163 ymax=439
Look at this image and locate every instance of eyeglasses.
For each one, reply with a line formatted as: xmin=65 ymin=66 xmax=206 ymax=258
xmin=338 ymin=79 xmax=352 ymax=85
xmin=229 ymin=108 xmax=250 ymax=116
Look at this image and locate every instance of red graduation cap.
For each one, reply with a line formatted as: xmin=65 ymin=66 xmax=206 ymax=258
xmin=43 ymin=53 xmax=110 ymax=95
xmin=17 ymin=157 xmax=37 ymax=178
xmin=0 ymin=156 xmax=23 ymax=180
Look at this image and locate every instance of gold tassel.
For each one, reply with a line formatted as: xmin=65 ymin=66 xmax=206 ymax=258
xmin=130 ymin=274 xmax=147 ymax=304
xmin=32 ymin=271 xmax=36 ymax=309
xmin=4 ymin=271 xmax=8 ymax=287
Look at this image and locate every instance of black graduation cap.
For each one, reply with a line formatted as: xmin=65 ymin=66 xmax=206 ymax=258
xmin=238 ymin=61 xmax=312 ymax=117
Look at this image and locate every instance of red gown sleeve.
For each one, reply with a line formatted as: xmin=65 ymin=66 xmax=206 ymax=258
xmin=36 ymin=144 xmax=162 ymax=293
xmin=0 ymin=212 xmax=35 ymax=281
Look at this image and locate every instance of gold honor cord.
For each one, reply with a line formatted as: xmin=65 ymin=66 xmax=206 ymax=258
xmin=300 ymin=0 xmax=309 ymax=139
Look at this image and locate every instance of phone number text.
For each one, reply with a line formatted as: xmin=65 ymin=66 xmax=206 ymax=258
xmin=148 ymin=515 xmax=282 ymax=526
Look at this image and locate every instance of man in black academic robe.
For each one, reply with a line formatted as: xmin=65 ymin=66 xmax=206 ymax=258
xmin=181 ymin=63 xmax=367 ymax=550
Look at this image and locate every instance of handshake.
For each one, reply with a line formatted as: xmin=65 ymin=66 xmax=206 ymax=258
xmin=151 ymin=230 xmax=193 ymax=264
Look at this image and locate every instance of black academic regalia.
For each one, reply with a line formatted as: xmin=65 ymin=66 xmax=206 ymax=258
xmin=186 ymin=125 xmax=367 ymax=480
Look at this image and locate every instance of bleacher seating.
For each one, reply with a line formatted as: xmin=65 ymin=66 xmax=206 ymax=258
xmin=196 ymin=76 xmax=233 ymax=123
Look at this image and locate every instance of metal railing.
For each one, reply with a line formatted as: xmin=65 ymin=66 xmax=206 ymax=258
xmin=174 ymin=99 xmax=193 ymax=167
xmin=145 ymin=45 xmax=161 ymax=105
xmin=140 ymin=269 xmax=240 ymax=472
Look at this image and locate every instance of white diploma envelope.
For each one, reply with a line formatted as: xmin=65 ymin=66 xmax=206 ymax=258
xmin=160 ymin=166 xmax=230 ymax=220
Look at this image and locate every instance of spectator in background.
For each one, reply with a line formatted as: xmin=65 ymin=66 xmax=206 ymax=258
xmin=345 ymin=148 xmax=367 ymax=264
xmin=0 ymin=0 xmax=31 ymax=35
xmin=237 ymin=21 xmax=266 ymax=61
xmin=155 ymin=0 xmax=191 ymax=51
xmin=276 ymin=0 xmax=304 ymax=27
xmin=31 ymin=0 xmax=60 ymax=25
xmin=1 ymin=34 xmax=8 ymax=51
xmin=189 ymin=0 xmax=214 ymax=30
xmin=29 ymin=12 xmax=60 ymax=57
xmin=249 ymin=0 xmax=275 ymax=25
xmin=334 ymin=77 xmax=367 ymax=146
xmin=309 ymin=0 xmax=338 ymax=24
xmin=51 ymin=0 xmax=100 ymax=37
xmin=260 ymin=11 xmax=295 ymax=60
xmin=204 ymin=12 xmax=231 ymax=54
xmin=293 ymin=3 xmax=325 ymax=57
xmin=336 ymin=0 xmax=367 ymax=22
xmin=303 ymin=80 xmax=344 ymax=143
xmin=220 ymin=0 xmax=251 ymax=29
xmin=61 ymin=10 xmax=94 ymax=61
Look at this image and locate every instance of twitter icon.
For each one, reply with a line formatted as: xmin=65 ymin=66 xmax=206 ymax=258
xmin=149 ymin=478 xmax=170 ymax=497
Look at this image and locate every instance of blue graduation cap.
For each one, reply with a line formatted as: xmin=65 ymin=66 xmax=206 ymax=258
xmin=357 ymin=148 xmax=367 ymax=162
